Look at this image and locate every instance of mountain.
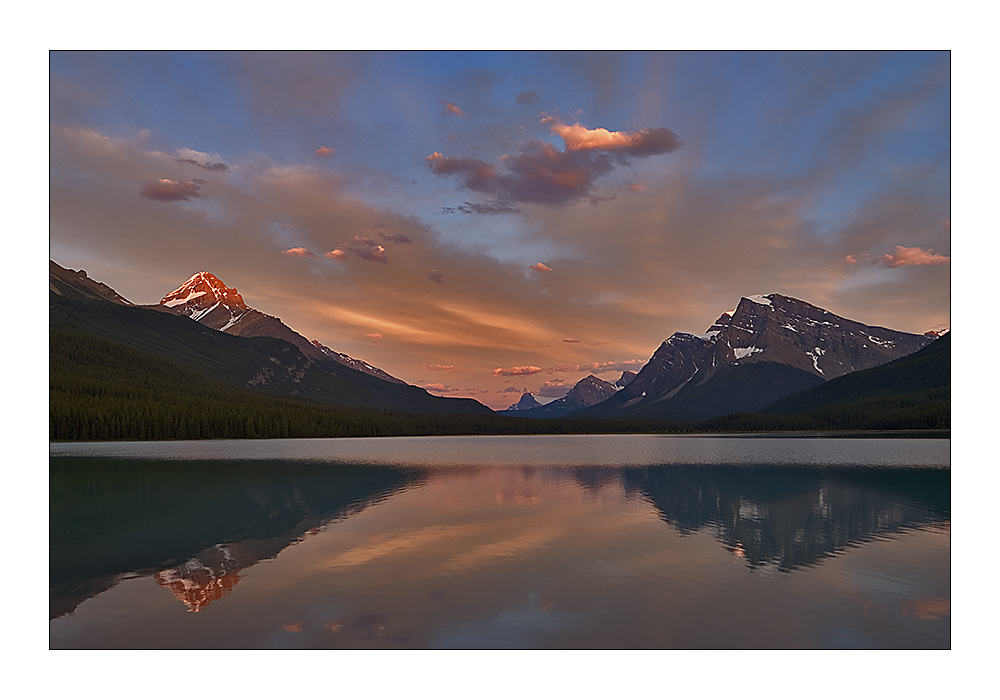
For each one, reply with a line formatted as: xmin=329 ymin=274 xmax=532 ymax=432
xmin=579 ymin=293 xmax=935 ymax=422
xmin=615 ymin=371 xmax=637 ymax=388
xmin=515 ymin=375 xmax=619 ymax=418
xmin=698 ymin=334 xmax=950 ymax=431
xmin=502 ymin=392 xmax=542 ymax=412
xmin=159 ymin=271 xmax=402 ymax=383
xmin=50 ymin=262 xmax=493 ymax=436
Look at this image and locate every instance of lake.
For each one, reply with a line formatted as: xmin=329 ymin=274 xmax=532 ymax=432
xmin=49 ymin=434 xmax=950 ymax=649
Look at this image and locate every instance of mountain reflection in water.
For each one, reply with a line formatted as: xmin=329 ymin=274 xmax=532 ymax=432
xmin=50 ymin=457 xmax=425 ymax=618
xmin=620 ymin=465 xmax=949 ymax=572
xmin=50 ymin=444 xmax=949 ymax=648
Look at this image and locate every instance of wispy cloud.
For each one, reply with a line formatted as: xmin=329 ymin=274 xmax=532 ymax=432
xmin=530 ymin=262 xmax=553 ymax=272
xmin=422 ymin=364 xmax=462 ymax=372
xmin=493 ymin=366 xmax=543 ymax=377
xmin=365 ymin=333 xmax=383 ymax=342
xmin=138 ymin=178 xmax=204 ymax=202
xmin=515 ymin=90 xmax=538 ymax=105
xmin=846 ymin=245 xmax=950 ymax=268
xmin=380 ymin=232 xmax=412 ymax=243
xmin=441 ymin=201 xmax=522 ymax=215
xmin=315 ymin=146 xmax=335 ymax=157
xmin=175 ymin=158 xmax=229 ymax=172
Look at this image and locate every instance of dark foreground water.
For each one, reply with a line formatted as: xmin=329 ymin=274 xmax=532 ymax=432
xmin=50 ymin=435 xmax=950 ymax=649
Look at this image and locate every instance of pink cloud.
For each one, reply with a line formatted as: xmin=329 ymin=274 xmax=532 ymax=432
xmin=562 ymin=338 xmax=580 ymax=343
xmin=365 ymin=333 xmax=383 ymax=342
xmin=423 ymin=364 xmax=462 ymax=372
xmin=542 ymin=117 xmax=682 ymax=156
xmin=536 ymin=379 xmax=569 ymax=398
xmin=282 ymin=247 xmax=318 ymax=259
xmin=493 ymin=366 xmax=543 ymax=377
xmin=315 ymin=146 xmax=335 ymax=157
xmin=324 ymin=249 xmax=348 ymax=260
xmin=846 ymin=246 xmax=950 ymax=269
xmin=626 ymin=183 xmax=647 ymax=191
xmin=427 ymin=117 xmax=679 ymax=211
xmin=874 ymin=245 xmax=950 ymax=268
xmin=530 ymin=262 xmax=553 ymax=272
xmin=440 ymin=100 xmax=465 ymax=117
xmin=138 ymin=178 xmax=204 ymax=202
xmin=423 ymin=382 xmax=449 ymax=392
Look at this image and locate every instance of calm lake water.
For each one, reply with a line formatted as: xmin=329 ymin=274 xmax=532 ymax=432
xmin=50 ymin=435 xmax=950 ymax=649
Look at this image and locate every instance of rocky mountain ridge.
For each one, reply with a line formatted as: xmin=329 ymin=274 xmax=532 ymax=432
xmin=581 ymin=293 xmax=936 ymax=421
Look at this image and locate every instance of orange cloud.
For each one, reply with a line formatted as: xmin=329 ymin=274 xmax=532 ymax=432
xmin=324 ymin=249 xmax=347 ymax=260
xmin=543 ymin=117 xmax=681 ymax=155
xmin=428 ymin=118 xmax=679 ymax=211
xmin=365 ymin=333 xmax=383 ymax=342
xmin=846 ymin=246 xmax=950 ymax=268
xmin=530 ymin=262 xmax=553 ymax=272
xmin=493 ymin=366 xmax=543 ymax=377
xmin=440 ymin=100 xmax=465 ymax=117
xmin=562 ymin=338 xmax=580 ymax=343
xmin=283 ymin=247 xmax=318 ymax=259
xmin=627 ymin=183 xmax=647 ymax=191
xmin=874 ymin=245 xmax=950 ymax=268
xmin=423 ymin=364 xmax=462 ymax=372
xmin=423 ymin=382 xmax=449 ymax=392
xmin=138 ymin=178 xmax=204 ymax=202
xmin=315 ymin=146 xmax=334 ymax=157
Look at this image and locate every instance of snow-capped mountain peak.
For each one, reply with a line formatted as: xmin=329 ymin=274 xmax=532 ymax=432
xmin=160 ymin=271 xmax=248 ymax=319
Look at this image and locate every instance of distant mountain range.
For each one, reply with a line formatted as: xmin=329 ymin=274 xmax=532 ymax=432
xmin=49 ymin=261 xmax=948 ymax=438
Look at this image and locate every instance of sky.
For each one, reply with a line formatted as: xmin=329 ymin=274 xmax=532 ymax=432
xmin=49 ymin=50 xmax=951 ymax=409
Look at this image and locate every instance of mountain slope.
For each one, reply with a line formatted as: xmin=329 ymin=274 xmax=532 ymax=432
xmin=50 ymin=263 xmax=492 ymax=419
xmin=763 ymin=332 xmax=950 ymax=416
xmin=579 ymin=293 xmax=934 ymax=422
xmin=699 ymin=334 xmax=950 ymax=431
xmin=159 ymin=271 xmax=403 ymax=383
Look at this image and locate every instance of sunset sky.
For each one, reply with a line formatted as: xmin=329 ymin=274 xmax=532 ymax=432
xmin=49 ymin=50 xmax=951 ymax=409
